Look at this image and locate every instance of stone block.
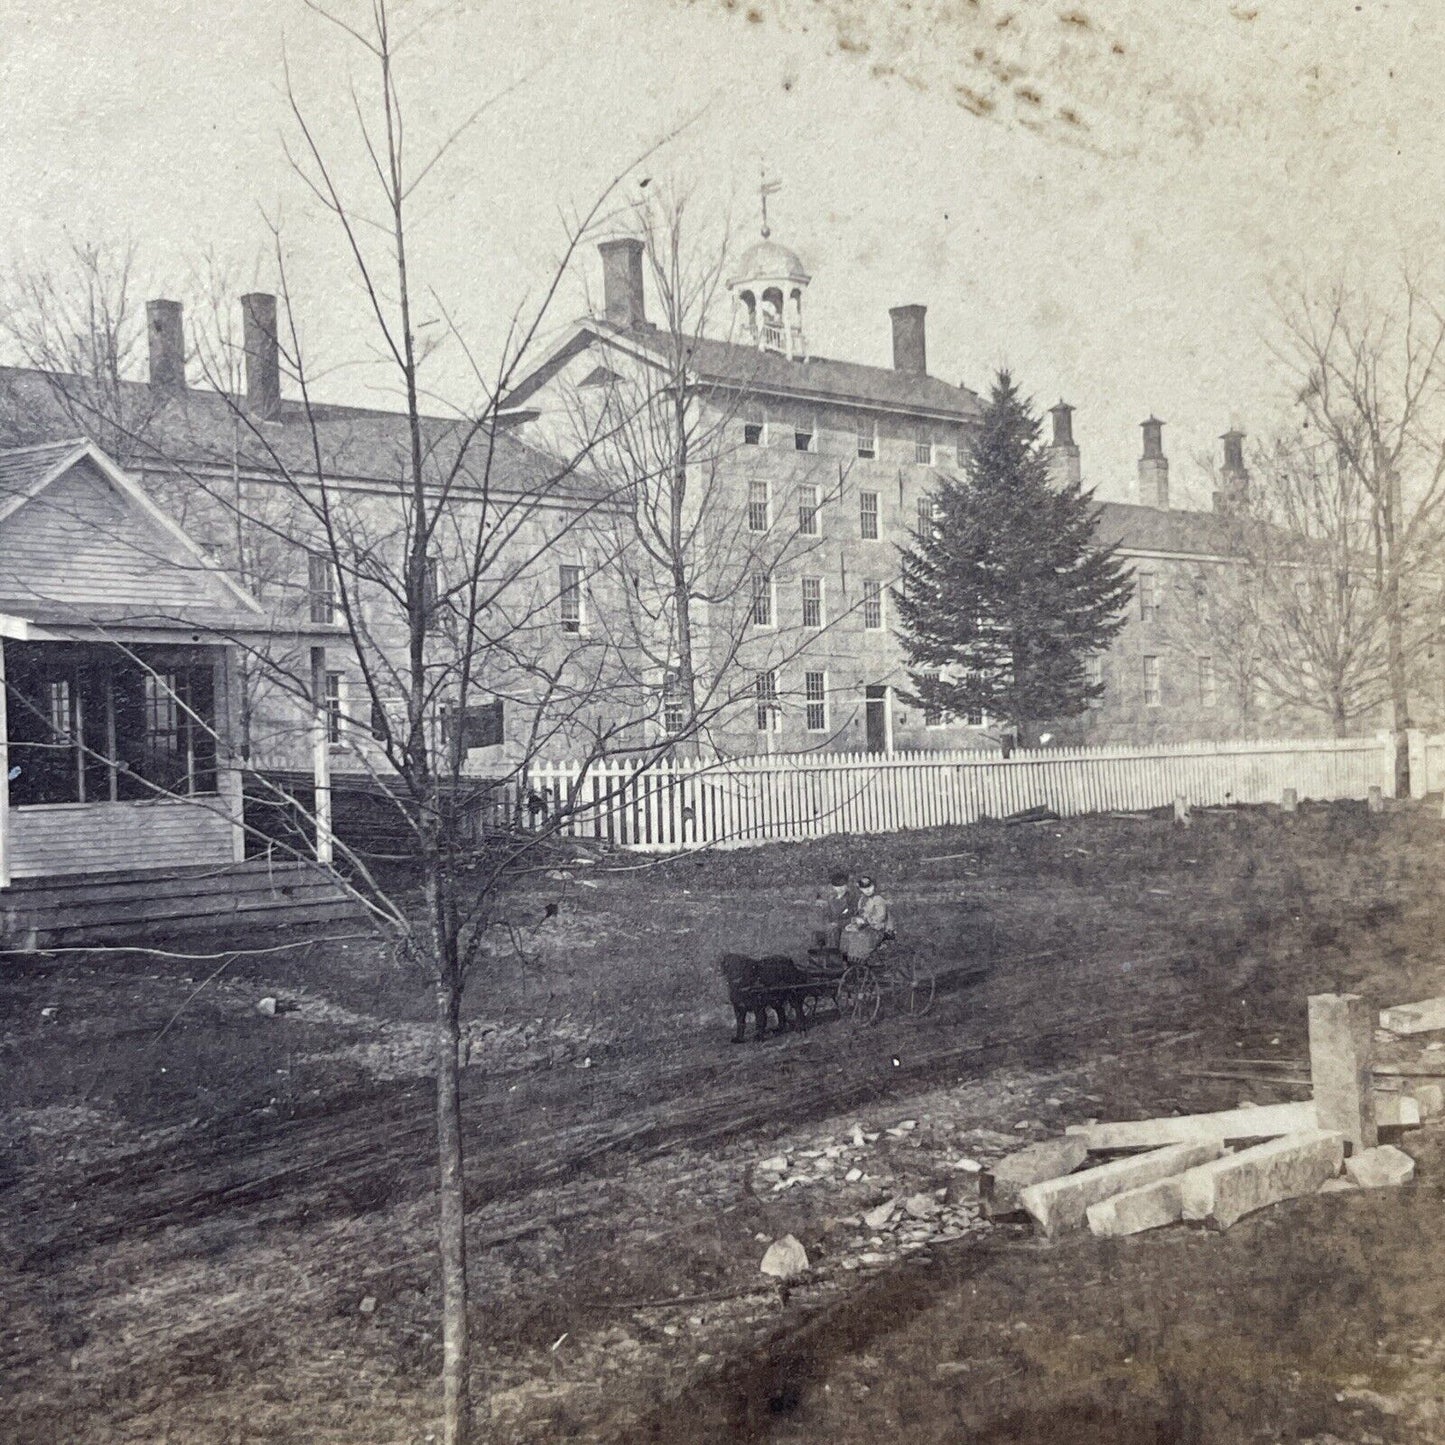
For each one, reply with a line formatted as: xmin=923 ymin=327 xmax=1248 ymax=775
xmin=1413 ymin=1083 xmax=1444 ymax=1118
xmin=1179 ymin=1130 xmax=1344 ymax=1230
xmin=1019 ymin=1140 xmax=1221 ymax=1238
xmin=1345 ymin=1144 xmax=1416 ymax=1188
xmin=1068 ymin=1095 xmax=1408 ymax=1153
xmin=1309 ymin=993 xmax=1376 ymax=1151
xmin=1086 ymin=1177 xmax=1186 ymax=1237
xmin=760 ymin=1234 xmax=809 ymax=1279
xmin=988 ymin=1136 xmax=1089 ymax=1214
xmin=1379 ymin=997 xmax=1445 ymax=1035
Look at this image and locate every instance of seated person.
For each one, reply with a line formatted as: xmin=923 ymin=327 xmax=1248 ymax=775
xmin=840 ymin=875 xmax=894 ymax=963
xmin=807 ymin=869 xmax=853 ymax=972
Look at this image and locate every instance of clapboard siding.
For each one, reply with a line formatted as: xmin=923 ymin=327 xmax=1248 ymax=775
xmin=0 ymin=459 xmax=218 ymax=610
xmin=7 ymin=799 xmax=236 ymax=878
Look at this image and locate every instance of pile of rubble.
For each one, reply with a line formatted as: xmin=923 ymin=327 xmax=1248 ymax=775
xmin=756 ymin=990 xmax=1441 ymax=1281
xmin=974 ymin=991 xmax=1432 ymax=1243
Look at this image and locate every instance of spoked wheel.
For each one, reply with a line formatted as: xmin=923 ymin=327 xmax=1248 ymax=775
xmin=903 ymin=958 xmax=936 ymax=1016
xmin=837 ymin=966 xmax=882 ymax=1026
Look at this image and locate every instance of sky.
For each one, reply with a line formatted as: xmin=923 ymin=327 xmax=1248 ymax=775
xmin=2 ymin=0 xmax=1442 ymax=507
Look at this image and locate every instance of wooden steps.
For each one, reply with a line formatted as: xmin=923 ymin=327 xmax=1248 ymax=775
xmin=0 ymin=860 xmax=366 ymax=951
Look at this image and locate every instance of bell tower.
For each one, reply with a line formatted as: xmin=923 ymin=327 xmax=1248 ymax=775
xmin=728 ymin=173 xmax=810 ymax=359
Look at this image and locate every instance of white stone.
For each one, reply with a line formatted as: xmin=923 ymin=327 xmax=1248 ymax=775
xmin=1380 ymin=997 xmax=1445 ymax=1035
xmin=1344 ymin=1144 xmax=1416 ymax=1189
xmin=359 ymin=1295 xmax=377 ymax=1314
xmin=1086 ymin=1177 xmax=1186 ymax=1238
xmin=1413 ymin=1084 xmax=1444 ymax=1118
xmin=1318 ymin=1176 xmax=1359 ymax=1194
xmin=1309 ymin=993 xmax=1376 ymax=1152
xmin=863 ymin=1200 xmax=896 ymax=1229
xmin=1021 ymin=1142 xmax=1222 ymax=1238
xmin=1179 ymin=1130 xmax=1345 ymax=1230
xmin=756 ymin=1155 xmax=788 ymax=1174
xmin=844 ymin=1167 xmax=863 ymax=1183
xmin=904 ymin=1193 xmax=942 ymax=1220
xmin=760 ymin=1234 xmax=809 ymax=1279
xmin=1068 ymin=1097 xmax=1404 ymax=1153
xmin=1376 ymin=1094 xmax=1422 ymax=1128
xmin=256 ymin=996 xmax=278 ymax=1016
xmin=990 ymin=1136 xmax=1089 ymax=1213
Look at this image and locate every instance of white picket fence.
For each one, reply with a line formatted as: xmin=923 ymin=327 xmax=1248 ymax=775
xmin=520 ymin=735 xmax=1395 ymax=853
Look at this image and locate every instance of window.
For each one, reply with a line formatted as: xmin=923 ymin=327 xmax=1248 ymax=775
xmin=1199 ymin=655 xmax=1217 ymax=708
xmin=794 ymin=418 xmax=815 ymax=453
xmin=1086 ymin=654 xmax=1105 ymax=708
xmin=662 ymin=670 xmax=687 ymax=734
xmin=744 ymin=414 xmax=766 ymax=446
xmin=748 ymin=478 xmax=770 ymax=532
xmin=750 ymin=572 xmax=774 ymax=627
xmin=559 ymin=564 xmax=583 ymax=633
xmin=6 ymin=644 xmax=217 ymax=805
xmin=916 ymin=494 xmax=938 ymax=539
xmin=324 ymin=670 xmax=345 ymax=746
xmin=423 ymin=557 xmax=441 ymax=631
xmin=1143 ymin=655 xmax=1162 ymax=708
xmin=919 ymin=670 xmax=945 ymax=728
xmin=797 ymin=482 xmax=819 ymax=536
xmin=755 ymin=670 xmax=780 ymax=732
xmin=801 ymin=576 xmax=823 ymax=628
xmin=441 ymin=698 xmax=505 ymax=750
xmin=915 ymin=433 xmax=933 ymax=466
xmin=1139 ymin=571 xmax=1159 ymax=620
xmin=856 ymin=416 xmax=877 ymax=459
xmin=804 ymin=671 xmax=828 ymax=732
xmin=859 ymin=490 xmax=879 ymax=540
xmin=308 ymin=553 xmax=336 ymax=625
xmin=863 ymin=579 xmax=884 ymax=630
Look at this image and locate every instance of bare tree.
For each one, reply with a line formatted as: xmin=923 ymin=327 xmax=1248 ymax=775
xmin=1274 ymin=270 xmax=1445 ymax=788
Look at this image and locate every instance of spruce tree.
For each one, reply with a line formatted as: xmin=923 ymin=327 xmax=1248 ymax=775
xmin=897 ymin=371 xmax=1133 ymax=744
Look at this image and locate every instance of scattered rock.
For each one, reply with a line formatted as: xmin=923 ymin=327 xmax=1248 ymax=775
xmin=1345 ymin=1144 xmax=1416 ymax=1189
xmin=863 ymin=1199 xmax=896 ymax=1230
xmin=1412 ymin=1084 xmax=1444 ymax=1118
xmin=844 ymin=1167 xmax=863 ymax=1183
xmin=359 ymin=1295 xmax=377 ymax=1315
xmin=39 ymin=1006 xmax=58 ymax=1020
xmin=850 ymin=1124 xmax=866 ymax=1148
xmin=256 ymin=997 xmax=278 ymax=1017
xmin=858 ymin=1252 xmax=890 ymax=1267
xmin=903 ymin=1193 xmax=942 ymax=1220
xmin=760 ymin=1234 xmax=809 ymax=1280
xmin=756 ymin=1155 xmax=788 ymax=1174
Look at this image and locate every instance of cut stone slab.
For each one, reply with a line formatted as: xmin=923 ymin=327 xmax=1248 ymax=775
xmin=1021 ymin=1141 xmax=1222 ymax=1238
xmin=1345 ymin=1144 xmax=1416 ymax=1189
xmin=1318 ymin=1176 xmax=1359 ymax=1194
xmin=1377 ymin=1094 xmax=1422 ymax=1128
xmin=1380 ymin=997 xmax=1445 ymax=1035
xmin=1068 ymin=1097 xmax=1405 ymax=1153
xmin=1179 ymin=1129 xmax=1344 ymax=1230
xmin=862 ymin=1199 xmax=896 ymax=1230
xmin=1309 ymin=993 xmax=1376 ymax=1152
xmin=1413 ymin=1084 xmax=1444 ymax=1118
xmin=1086 ymin=1177 xmax=1187 ymax=1238
xmin=760 ymin=1234 xmax=809 ymax=1279
xmin=988 ymin=1136 xmax=1089 ymax=1213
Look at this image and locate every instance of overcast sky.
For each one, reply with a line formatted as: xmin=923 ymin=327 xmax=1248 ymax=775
xmin=1 ymin=0 xmax=1440 ymax=506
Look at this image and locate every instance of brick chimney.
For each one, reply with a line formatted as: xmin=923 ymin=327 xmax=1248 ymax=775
xmin=146 ymin=299 xmax=185 ymax=390
xmin=1213 ymin=428 xmax=1250 ymax=513
xmin=241 ymin=293 xmax=282 ymax=421
xmin=1138 ymin=416 xmax=1169 ymax=508
xmin=889 ymin=304 xmax=927 ymax=375
xmin=1047 ymin=401 xmax=1082 ymax=489
xmin=599 ymin=238 xmax=646 ymax=330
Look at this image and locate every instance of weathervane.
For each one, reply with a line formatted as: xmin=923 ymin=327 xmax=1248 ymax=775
xmin=759 ymin=164 xmax=781 ymax=239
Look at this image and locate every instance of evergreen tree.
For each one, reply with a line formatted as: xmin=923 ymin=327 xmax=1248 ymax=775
xmin=897 ymin=371 xmax=1133 ymax=743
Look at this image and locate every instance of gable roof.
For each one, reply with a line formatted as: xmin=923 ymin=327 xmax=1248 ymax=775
xmin=0 ymin=365 xmax=609 ymax=503
xmin=1097 ymin=500 xmax=1276 ymax=560
xmin=505 ymin=320 xmax=985 ymax=425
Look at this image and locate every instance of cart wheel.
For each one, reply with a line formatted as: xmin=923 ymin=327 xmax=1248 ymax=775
xmin=837 ymin=966 xmax=882 ymax=1026
xmin=903 ymin=959 xmax=936 ymax=1017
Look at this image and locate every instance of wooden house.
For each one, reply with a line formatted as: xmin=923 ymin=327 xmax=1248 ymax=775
xmin=0 ymin=439 xmax=356 ymax=947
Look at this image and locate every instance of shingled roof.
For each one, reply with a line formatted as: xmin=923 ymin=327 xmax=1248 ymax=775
xmin=0 ymin=366 xmax=606 ymax=502
xmin=505 ymin=320 xmax=984 ymax=424
xmin=1096 ymin=500 xmax=1256 ymax=558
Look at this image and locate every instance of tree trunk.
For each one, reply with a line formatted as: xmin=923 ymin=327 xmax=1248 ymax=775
xmin=434 ymin=950 xmax=472 ymax=1445
xmin=1384 ymin=470 xmax=1411 ymax=797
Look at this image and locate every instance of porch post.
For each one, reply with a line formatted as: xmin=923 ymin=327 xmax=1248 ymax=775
xmin=217 ymin=648 xmax=246 ymax=863
xmin=0 ymin=639 xmax=10 ymax=889
xmin=310 ymin=646 xmax=334 ymax=865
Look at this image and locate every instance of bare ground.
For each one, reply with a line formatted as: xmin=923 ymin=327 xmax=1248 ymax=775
xmin=3 ymin=801 xmax=1445 ymax=1442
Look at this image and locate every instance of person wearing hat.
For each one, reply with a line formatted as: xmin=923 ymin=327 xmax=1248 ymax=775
xmin=840 ymin=874 xmax=893 ymax=963
xmin=809 ymin=868 xmax=855 ymax=972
